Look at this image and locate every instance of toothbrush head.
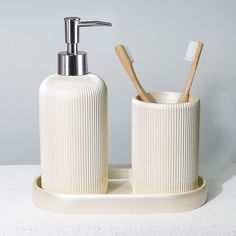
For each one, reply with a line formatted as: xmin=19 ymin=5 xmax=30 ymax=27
xmin=185 ymin=41 xmax=203 ymax=62
xmin=115 ymin=44 xmax=134 ymax=67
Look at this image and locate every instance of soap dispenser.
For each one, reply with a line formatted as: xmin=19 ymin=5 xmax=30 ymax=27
xmin=39 ymin=17 xmax=111 ymax=194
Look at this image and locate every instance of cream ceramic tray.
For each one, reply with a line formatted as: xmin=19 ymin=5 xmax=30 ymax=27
xmin=32 ymin=168 xmax=207 ymax=214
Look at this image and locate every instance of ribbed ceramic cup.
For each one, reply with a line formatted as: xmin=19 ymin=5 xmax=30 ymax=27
xmin=132 ymin=92 xmax=200 ymax=194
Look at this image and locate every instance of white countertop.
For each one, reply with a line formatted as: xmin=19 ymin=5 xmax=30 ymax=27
xmin=0 ymin=164 xmax=235 ymax=236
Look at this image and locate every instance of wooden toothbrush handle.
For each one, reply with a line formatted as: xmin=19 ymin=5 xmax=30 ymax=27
xmin=178 ymin=43 xmax=203 ymax=103
xmin=130 ymin=71 xmax=157 ymax=103
xmin=115 ymin=45 xmax=156 ymax=103
xmin=178 ymin=63 xmax=198 ymax=103
xmin=127 ymin=67 xmax=151 ymax=102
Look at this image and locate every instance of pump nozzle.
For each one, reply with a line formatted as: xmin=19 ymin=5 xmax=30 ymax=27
xmin=64 ymin=17 xmax=112 ymax=54
xmin=58 ymin=17 xmax=112 ymax=76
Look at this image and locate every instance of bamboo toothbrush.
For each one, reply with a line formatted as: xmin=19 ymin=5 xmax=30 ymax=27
xmin=178 ymin=41 xmax=203 ymax=103
xmin=115 ymin=44 xmax=157 ymax=103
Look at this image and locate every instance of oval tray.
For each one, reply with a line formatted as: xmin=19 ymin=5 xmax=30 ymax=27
xmin=32 ymin=168 xmax=207 ymax=214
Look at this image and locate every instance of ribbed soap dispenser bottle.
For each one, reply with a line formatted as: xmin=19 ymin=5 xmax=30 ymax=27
xmin=39 ymin=17 xmax=112 ymax=194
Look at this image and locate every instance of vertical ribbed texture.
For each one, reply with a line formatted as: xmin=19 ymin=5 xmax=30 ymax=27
xmin=39 ymin=74 xmax=108 ymax=194
xmin=132 ymin=92 xmax=200 ymax=194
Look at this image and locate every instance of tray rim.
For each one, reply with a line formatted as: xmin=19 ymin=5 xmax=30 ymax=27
xmin=33 ymin=174 xmax=206 ymax=198
xmin=32 ymin=168 xmax=207 ymax=213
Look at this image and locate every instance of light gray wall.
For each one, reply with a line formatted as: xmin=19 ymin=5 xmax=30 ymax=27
xmin=0 ymin=0 xmax=235 ymax=164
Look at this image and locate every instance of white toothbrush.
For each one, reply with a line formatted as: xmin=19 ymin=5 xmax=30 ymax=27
xmin=178 ymin=41 xmax=203 ymax=103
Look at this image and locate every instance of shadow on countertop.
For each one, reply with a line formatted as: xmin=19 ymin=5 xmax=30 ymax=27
xmin=200 ymin=163 xmax=236 ymax=202
xmin=199 ymin=75 xmax=236 ymax=202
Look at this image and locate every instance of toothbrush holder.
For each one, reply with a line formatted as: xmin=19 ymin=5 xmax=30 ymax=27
xmin=132 ymin=92 xmax=200 ymax=194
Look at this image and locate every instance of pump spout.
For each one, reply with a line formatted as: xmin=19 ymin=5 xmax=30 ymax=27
xmin=79 ymin=21 xmax=112 ymax=27
xmin=64 ymin=17 xmax=112 ymax=53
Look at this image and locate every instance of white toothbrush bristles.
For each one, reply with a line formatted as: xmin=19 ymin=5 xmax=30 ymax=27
xmin=124 ymin=45 xmax=134 ymax=63
xmin=185 ymin=41 xmax=199 ymax=62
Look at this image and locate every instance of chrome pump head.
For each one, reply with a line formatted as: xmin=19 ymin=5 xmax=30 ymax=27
xmin=58 ymin=17 xmax=112 ymax=76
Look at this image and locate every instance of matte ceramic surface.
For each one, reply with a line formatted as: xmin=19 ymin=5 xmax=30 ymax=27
xmin=32 ymin=168 xmax=207 ymax=214
xmin=39 ymin=73 xmax=108 ymax=194
xmin=132 ymin=92 xmax=200 ymax=193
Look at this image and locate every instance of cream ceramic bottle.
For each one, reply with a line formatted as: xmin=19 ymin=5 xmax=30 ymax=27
xmin=39 ymin=17 xmax=111 ymax=194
